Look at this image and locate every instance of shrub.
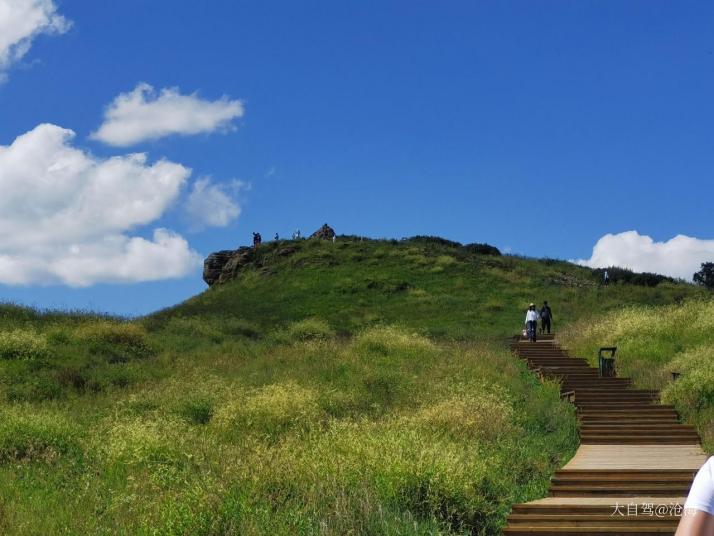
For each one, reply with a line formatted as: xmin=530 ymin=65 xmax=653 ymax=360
xmin=353 ymin=325 xmax=435 ymax=357
xmin=414 ymin=385 xmax=515 ymax=441
xmin=403 ymin=235 xmax=462 ymax=248
xmin=591 ymin=266 xmax=675 ymax=287
xmin=0 ymin=329 xmax=49 ymax=360
xmin=161 ymin=315 xmax=261 ymax=345
xmin=75 ymin=321 xmax=153 ymax=360
xmin=0 ymin=407 xmax=81 ymax=463
xmin=101 ymin=416 xmax=191 ymax=469
xmin=462 ymin=243 xmax=501 ymax=256
xmin=694 ymin=262 xmax=714 ymax=290
xmin=178 ymin=397 xmax=215 ymax=425
xmin=213 ymin=381 xmax=321 ymax=439
xmin=284 ymin=318 xmax=335 ymax=342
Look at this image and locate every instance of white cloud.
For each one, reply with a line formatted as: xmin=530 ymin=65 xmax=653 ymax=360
xmin=185 ymin=177 xmax=244 ymax=229
xmin=0 ymin=0 xmax=70 ymax=79
xmin=91 ymin=83 xmax=245 ymax=146
xmin=0 ymin=123 xmax=202 ymax=287
xmin=575 ymin=230 xmax=714 ymax=280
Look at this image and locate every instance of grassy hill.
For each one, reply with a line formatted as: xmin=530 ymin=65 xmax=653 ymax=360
xmin=151 ymin=236 xmax=702 ymax=339
xmin=0 ymin=236 xmax=705 ymax=535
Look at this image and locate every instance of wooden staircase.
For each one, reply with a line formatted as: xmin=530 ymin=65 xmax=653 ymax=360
xmin=503 ymin=335 xmax=708 ymax=535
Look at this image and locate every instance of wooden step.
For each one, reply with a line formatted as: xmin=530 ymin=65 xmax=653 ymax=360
xmin=511 ymin=503 xmax=685 ymax=515
xmin=580 ymin=436 xmax=700 ymax=444
xmin=580 ymin=424 xmax=695 ymax=431
xmin=578 ymin=418 xmax=682 ymax=425
xmin=504 ymin=526 xmax=678 ymax=534
xmin=553 ymin=470 xmax=696 ymax=480
xmin=507 ymin=513 xmax=679 ymax=527
xmin=505 ymin=335 xmax=701 ymax=535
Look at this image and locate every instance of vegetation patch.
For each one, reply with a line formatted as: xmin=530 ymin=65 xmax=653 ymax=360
xmin=561 ymin=298 xmax=714 ymax=450
xmin=0 ymin=407 xmax=81 ymax=463
xmin=0 ymin=330 xmax=49 ymax=360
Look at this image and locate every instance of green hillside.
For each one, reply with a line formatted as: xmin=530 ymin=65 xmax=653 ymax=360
xmin=0 ymin=237 xmax=704 ymax=535
xmin=152 ymin=236 xmax=702 ymax=339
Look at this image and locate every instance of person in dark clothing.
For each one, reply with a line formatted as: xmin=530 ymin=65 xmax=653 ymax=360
xmin=252 ymin=232 xmax=262 ymax=247
xmin=540 ymin=301 xmax=553 ymax=334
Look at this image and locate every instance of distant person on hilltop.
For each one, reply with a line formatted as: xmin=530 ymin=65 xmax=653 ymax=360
xmin=274 ymin=233 xmax=279 ymax=241
xmin=525 ymin=303 xmax=539 ymax=342
xmin=540 ymin=301 xmax=553 ymax=334
xmin=252 ymin=232 xmax=262 ymax=247
xmin=603 ymin=270 xmax=610 ymax=286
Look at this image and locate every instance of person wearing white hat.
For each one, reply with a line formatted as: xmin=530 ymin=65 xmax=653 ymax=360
xmin=525 ymin=303 xmax=539 ymax=342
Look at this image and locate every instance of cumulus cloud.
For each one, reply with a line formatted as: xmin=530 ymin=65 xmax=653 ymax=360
xmin=185 ymin=177 xmax=245 ymax=229
xmin=0 ymin=123 xmax=202 ymax=287
xmin=575 ymin=231 xmax=714 ymax=280
xmin=0 ymin=0 xmax=70 ymax=79
xmin=91 ymin=83 xmax=245 ymax=146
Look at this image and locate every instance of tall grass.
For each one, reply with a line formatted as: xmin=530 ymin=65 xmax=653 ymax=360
xmin=0 ymin=322 xmax=578 ymax=534
xmin=560 ymin=298 xmax=714 ymax=450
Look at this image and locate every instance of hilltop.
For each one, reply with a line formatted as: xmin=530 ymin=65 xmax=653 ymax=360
xmin=151 ymin=233 xmax=702 ymax=339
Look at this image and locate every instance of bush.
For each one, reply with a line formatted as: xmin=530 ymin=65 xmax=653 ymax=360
xmin=353 ymin=325 xmax=435 ymax=357
xmin=284 ymin=318 xmax=335 ymax=342
xmin=591 ymin=266 xmax=675 ymax=287
xmin=75 ymin=321 xmax=153 ymax=361
xmin=694 ymin=262 xmax=714 ymax=290
xmin=101 ymin=416 xmax=191 ymax=469
xmin=403 ymin=235 xmax=462 ymax=248
xmin=178 ymin=397 xmax=215 ymax=425
xmin=213 ymin=381 xmax=321 ymax=439
xmin=414 ymin=385 xmax=515 ymax=441
xmin=462 ymin=243 xmax=501 ymax=256
xmin=0 ymin=407 xmax=81 ymax=463
xmin=0 ymin=329 xmax=49 ymax=360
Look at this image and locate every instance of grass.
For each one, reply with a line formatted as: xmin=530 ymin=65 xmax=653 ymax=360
xmin=0 ymin=237 xmax=703 ymax=534
xmin=151 ymin=237 xmax=703 ymax=339
xmin=0 ymin=324 xmax=579 ymax=535
xmin=559 ymin=298 xmax=714 ymax=451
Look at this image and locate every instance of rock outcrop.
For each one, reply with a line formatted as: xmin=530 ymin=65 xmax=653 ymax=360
xmin=203 ymin=250 xmax=235 ymax=286
xmin=203 ymin=224 xmax=337 ymax=287
xmin=203 ymin=246 xmax=254 ymax=286
xmin=217 ymin=246 xmax=254 ymax=285
xmin=310 ymin=224 xmax=336 ymax=240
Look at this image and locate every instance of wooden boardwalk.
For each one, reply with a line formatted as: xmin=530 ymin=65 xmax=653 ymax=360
xmin=503 ymin=336 xmax=709 ymax=535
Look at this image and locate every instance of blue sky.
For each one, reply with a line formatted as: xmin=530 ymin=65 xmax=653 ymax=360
xmin=1 ymin=1 xmax=713 ymax=315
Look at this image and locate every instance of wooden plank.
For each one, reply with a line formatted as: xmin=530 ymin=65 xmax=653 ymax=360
xmin=563 ymin=445 xmax=708 ymax=471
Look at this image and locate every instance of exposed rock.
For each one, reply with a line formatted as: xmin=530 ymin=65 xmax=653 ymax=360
xmin=310 ymin=223 xmax=336 ymax=240
xmin=203 ymin=246 xmax=256 ymax=286
xmin=203 ymin=250 xmax=235 ymax=286
xmin=217 ymin=247 xmax=254 ymax=285
xmin=203 ymin=227 xmax=332 ymax=287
